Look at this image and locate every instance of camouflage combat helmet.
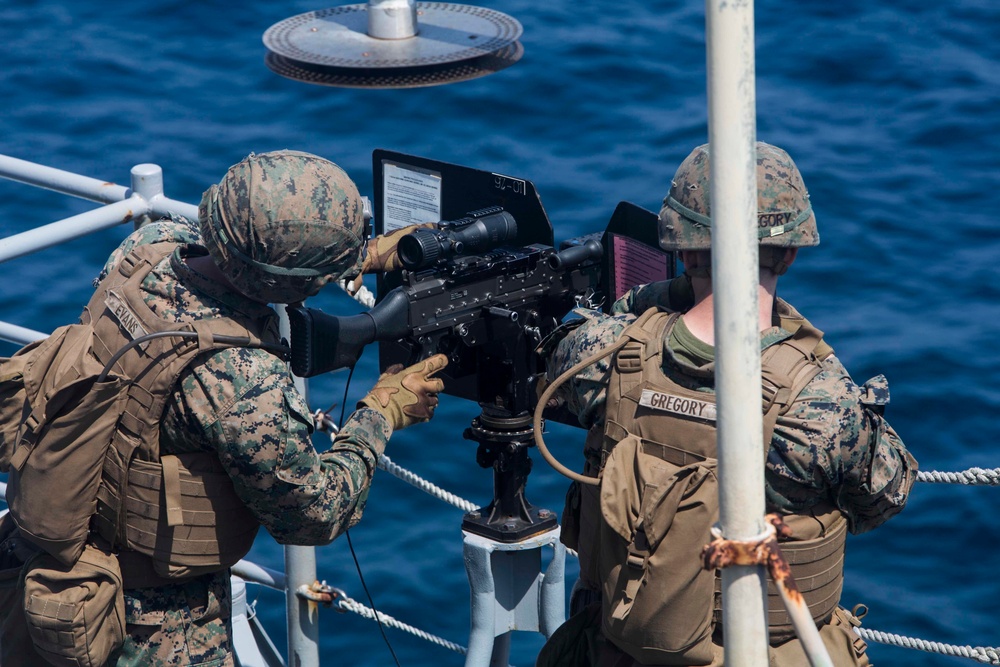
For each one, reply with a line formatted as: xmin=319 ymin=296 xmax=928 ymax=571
xmin=199 ymin=150 xmax=366 ymax=304
xmin=658 ymin=142 xmax=819 ymax=253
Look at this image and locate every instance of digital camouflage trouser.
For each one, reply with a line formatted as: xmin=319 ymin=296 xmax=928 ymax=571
xmin=116 ymin=572 xmax=233 ymax=667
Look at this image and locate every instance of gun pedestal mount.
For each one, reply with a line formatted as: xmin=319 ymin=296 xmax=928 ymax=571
xmin=460 ymin=408 xmax=565 ymax=667
xmin=460 ymin=409 xmax=557 ymax=543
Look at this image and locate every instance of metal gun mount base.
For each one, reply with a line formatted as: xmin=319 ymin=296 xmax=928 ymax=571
xmin=461 ymin=411 xmax=558 ymax=543
xmin=263 ymin=2 xmax=523 ymax=89
xmin=462 ymin=528 xmax=565 ymax=667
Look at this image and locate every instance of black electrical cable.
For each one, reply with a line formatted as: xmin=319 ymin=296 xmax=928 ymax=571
xmin=339 ymin=364 xmax=402 ymax=667
xmin=346 ymin=530 xmax=401 ymax=667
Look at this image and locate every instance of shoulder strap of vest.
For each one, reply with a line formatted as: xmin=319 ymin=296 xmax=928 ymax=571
xmin=617 ymin=308 xmax=669 ymax=348
xmin=613 ymin=309 xmax=677 ymax=404
xmin=117 ymin=242 xmax=176 ymax=278
xmin=83 ymin=242 xmax=178 ymax=327
xmin=760 ymin=321 xmax=825 ymax=446
xmin=613 ymin=309 xmax=675 ymax=370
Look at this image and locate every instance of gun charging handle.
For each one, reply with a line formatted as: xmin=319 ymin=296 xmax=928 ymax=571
xmin=547 ymin=238 xmax=603 ymax=269
xmin=486 ymin=306 xmax=518 ymax=321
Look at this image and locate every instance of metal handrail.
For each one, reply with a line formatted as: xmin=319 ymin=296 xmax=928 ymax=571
xmin=0 ymin=154 xmax=198 ymax=265
xmin=0 ymin=321 xmax=45 ymax=347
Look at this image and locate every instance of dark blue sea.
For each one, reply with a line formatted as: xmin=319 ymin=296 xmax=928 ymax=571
xmin=1 ymin=0 xmax=998 ymax=665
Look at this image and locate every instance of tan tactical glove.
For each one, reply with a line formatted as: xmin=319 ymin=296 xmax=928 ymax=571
xmin=361 ymin=222 xmax=437 ymax=275
xmin=344 ymin=222 xmax=437 ymax=297
xmin=357 ymin=353 xmax=448 ymax=430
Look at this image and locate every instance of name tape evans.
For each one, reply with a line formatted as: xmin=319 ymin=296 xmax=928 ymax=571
xmin=639 ymin=389 xmax=717 ymax=421
xmin=106 ymin=290 xmax=149 ymax=345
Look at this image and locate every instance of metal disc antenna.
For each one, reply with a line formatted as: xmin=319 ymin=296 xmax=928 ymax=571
xmin=263 ymin=1 xmax=524 ymax=89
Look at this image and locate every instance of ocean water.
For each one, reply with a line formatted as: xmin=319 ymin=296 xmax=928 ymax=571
xmin=1 ymin=0 xmax=998 ymax=665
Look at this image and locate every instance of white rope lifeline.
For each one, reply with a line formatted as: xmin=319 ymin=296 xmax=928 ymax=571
xmin=857 ymin=627 xmax=1000 ymax=665
xmin=337 ymin=595 xmax=516 ymax=667
xmin=372 ymin=453 xmax=999 ymax=571
xmin=377 ymin=453 xmax=579 ymax=560
xmin=377 ymin=453 xmax=479 ymax=513
xmin=917 ymin=467 xmax=1000 ymax=486
xmin=337 ymin=594 xmax=468 ymax=654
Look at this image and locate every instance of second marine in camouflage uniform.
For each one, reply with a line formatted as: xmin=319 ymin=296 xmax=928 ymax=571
xmin=538 ymin=142 xmax=917 ymax=666
xmin=547 ymin=291 xmax=913 ymax=532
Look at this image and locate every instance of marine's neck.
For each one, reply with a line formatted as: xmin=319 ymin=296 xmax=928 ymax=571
xmin=680 ymin=280 xmax=777 ymax=346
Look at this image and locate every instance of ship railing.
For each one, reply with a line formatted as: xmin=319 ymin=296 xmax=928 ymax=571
xmin=1 ymin=154 xmax=998 ymax=666
xmin=0 ymin=155 xmax=200 ymax=265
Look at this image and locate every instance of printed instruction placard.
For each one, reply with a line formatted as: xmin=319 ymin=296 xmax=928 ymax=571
xmin=382 ymin=162 xmax=442 ymax=232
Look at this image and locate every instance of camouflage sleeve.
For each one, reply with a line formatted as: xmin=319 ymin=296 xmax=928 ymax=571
xmin=543 ymin=310 xmax=633 ymax=429
xmin=765 ymin=354 xmax=918 ymax=534
xmin=162 ymin=346 xmax=391 ymax=546
xmin=98 ymin=215 xmax=200 ymax=283
xmin=610 ymin=276 xmax=694 ymax=315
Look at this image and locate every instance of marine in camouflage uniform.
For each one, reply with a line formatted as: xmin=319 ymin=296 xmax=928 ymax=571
xmin=538 ymin=143 xmax=917 ymax=666
xmin=546 ymin=298 xmax=912 ymax=529
xmin=5 ymin=152 xmax=445 ymax=667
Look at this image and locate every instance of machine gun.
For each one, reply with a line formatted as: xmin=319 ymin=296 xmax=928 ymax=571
xmin=287 ymin=206 xmax=602 ymax=412
xmin=288 ymin=151 xmax=672 ymax=542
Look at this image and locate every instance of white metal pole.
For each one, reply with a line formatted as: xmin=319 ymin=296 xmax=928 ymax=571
xmin=278 ymin=304 xmax=321 ymax=667
xmin=0 ymin=320 xmax=47 ymax=346
xmin=0 ymin=156 xmax=200 ymax=264
xmin=0 ymin=199 xmax=142 ymax=263
xmin=705 ymin=0 xmax=770 ymax=665
xmin=0 ymin=155 xmax=198 ymax=222
xmin=367 ymin=0 xmax=418 ymax=39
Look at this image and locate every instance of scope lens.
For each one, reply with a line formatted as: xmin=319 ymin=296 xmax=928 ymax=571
xmin=398 ymin=230 xmax=442 ymax=270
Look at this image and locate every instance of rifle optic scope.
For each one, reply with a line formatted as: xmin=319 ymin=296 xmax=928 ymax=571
xmin=398 ymin=208 xmax=518 ymax=271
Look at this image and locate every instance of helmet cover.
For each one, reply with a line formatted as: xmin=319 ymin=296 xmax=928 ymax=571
xmin=199 ymin=150 xmax=365 ymax=304
xmin=658 ymin=142 xmax=819 ymax=252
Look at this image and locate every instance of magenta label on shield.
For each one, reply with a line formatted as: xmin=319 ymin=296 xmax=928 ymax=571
xmin=611 ymin=233 xmax=670 ymax=301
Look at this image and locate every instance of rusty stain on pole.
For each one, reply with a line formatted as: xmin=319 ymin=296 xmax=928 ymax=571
xmin=703 ymin=515 xmax=835 ymax=667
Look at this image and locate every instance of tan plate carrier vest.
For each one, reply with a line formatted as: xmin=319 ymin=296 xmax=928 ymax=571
xmin=7 ymin=242 xmax=282 ymax=582
xmin=597 ymin=308 xmax=847 ymax=665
